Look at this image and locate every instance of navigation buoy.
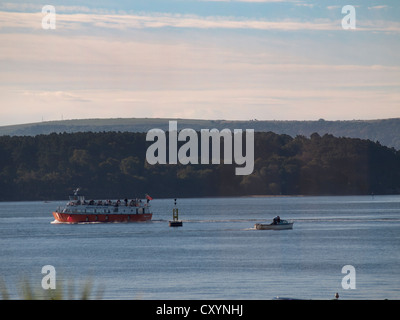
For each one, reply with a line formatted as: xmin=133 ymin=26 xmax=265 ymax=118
xmin=169 ymin=198 xmax=183 ymax=227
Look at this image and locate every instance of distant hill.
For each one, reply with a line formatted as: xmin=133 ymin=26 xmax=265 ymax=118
xmin=1 ymin=117 xmax=399 ymax=150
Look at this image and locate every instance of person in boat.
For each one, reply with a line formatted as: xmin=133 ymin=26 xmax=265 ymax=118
xmin=273 ymin=216 xmax=281 ymax=224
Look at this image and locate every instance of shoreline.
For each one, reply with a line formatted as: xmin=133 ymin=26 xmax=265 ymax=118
xmin=0 ymin=193 xmax=398 ymax=203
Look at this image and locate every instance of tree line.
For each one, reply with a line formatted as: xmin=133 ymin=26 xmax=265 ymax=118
xmin=0 ymin=131 xmax=399 ymax=201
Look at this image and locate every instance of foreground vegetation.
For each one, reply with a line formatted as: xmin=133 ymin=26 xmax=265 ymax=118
xmin=0 ymin=131 xmax=399 ymax=201
xmin=0 ymin=277 xmax=103 ymax=300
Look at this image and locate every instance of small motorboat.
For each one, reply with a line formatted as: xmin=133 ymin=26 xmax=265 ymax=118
xmin=255 ymin=219 xmax=293 ymax=230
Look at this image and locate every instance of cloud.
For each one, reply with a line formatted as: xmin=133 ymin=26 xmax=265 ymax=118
xmin=326 ymin=6 xmax=341 ymax=10
xmin=3 ymin=83 xmax=400 ymax=124
xmin=359 ymin=20 xmax=400 ymax=33
xmin=1 ymin=8 xmax=399 ymax=34
xmin=295 ymin=3 xmax=314 ymax=8
xmin=0 ymin=10 xmax=336 ymax=32
xmin=199 ymin=0 xmax=301 ymax=2
xmin=23 ymin=91 xmax=91 ymax=102
xmin=368 ymin=5 xmax=389 ymax=10
xmin=0 ymin=4 xmax=399 ymax=125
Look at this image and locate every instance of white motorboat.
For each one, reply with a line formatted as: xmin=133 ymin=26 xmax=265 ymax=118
xmin=255 ymin=219 xmax=294 ymax=230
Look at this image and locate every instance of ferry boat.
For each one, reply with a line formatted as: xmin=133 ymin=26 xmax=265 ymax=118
xmin=52 ymin=189 xmax=153 ymax=223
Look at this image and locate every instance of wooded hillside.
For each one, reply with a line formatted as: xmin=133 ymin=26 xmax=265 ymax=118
xmin=0 ymin=131 xmax=399 ymax=200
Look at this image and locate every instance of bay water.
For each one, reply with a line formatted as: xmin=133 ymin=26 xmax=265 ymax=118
xmin=0 ymin=195 xmax=399 ymax=300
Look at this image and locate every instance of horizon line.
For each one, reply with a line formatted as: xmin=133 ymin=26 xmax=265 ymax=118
xmin=1 ymin=116 xmax=400 ymax=128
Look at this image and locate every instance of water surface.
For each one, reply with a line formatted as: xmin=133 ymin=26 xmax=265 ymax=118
xmin=0 ymin=195 xmax=399 ymax=300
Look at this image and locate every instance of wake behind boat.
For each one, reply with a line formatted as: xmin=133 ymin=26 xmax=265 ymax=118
xmin=52 ymin=189 xmax=153 ymax=223
xmin=255 ymin=216 xmax=293 ymax=230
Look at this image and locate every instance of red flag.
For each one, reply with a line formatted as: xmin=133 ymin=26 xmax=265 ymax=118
xmin=145 ymin=194 xmax=153 ymax=201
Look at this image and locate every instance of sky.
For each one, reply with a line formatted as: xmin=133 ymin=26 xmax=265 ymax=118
xmin=0 ymin=0 xmax=399 ymax=126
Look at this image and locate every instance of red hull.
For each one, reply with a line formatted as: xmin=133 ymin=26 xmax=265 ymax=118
xmin=52 ymin=211 xmax=152 ymax=223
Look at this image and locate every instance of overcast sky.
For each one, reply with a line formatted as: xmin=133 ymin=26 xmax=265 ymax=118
xmin=0 ymin=0 xmax=399 ymax=126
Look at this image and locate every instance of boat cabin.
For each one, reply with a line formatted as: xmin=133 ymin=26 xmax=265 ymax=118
xmin=69 ymin=194 xmax=85 ymax=203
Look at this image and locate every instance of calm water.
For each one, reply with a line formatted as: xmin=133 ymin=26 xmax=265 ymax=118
xmin=0 ymin=195 xmax=399 ymax=300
